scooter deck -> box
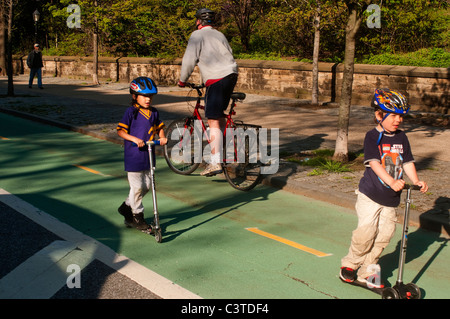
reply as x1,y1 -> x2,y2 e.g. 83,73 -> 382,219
125,223 -> 162,242
342,279 -> 385,295
125,222 -> 153,234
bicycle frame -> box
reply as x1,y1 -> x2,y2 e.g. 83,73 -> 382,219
188,84 -> 240,149
164,83 -> 263,191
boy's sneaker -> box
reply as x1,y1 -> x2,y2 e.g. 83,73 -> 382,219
357,275 -> 385,289
131,213 -> 151,231
200,163 -> 223,176
339,267 -> 357,283
358,264 -> 384,289
118,202 -> 133,225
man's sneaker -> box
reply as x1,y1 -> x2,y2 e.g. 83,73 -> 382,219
357,275 -> 385,289
200,163 -> 223,176
340,267 -> 357,283
118,202 -> 133,225
131,213 -> 151,231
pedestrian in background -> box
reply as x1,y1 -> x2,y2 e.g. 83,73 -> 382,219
27,43 -> 44,89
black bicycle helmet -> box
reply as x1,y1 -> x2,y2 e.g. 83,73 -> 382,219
130,77 -> 158,96
195,8 -> 216,26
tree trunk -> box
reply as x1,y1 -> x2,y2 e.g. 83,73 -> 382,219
6,0 -> 13,96
311,4 -> 321,105
93,32 -> 99,85
92,0 -> 99,85
0,2 -> 6,77
333,4 -> 363,162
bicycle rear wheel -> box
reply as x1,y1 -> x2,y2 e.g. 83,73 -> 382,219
164,118 -> 201,175
224,162 -> 262,191
223,126 -> 262,191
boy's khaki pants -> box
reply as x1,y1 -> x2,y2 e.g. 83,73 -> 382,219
341,190 -> 397,279
125,171 -> 151,215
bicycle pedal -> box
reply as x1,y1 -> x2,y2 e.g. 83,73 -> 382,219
204,172 -> 219,177
200,167 -> 223,177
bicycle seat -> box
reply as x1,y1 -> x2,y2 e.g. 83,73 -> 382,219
231,92 -> 246,101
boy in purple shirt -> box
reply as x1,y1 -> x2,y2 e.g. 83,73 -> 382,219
117,77 -> 167,231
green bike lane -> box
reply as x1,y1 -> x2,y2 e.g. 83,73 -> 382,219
0,112 -> 448,299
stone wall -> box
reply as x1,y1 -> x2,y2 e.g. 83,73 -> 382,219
14,55 -> 449,113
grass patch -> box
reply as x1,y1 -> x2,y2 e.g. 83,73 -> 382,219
282,149 -> 364,175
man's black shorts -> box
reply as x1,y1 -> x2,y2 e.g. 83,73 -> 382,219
205,73 -> 238,119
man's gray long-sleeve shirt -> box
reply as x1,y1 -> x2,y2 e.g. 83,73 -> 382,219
180,26 -> 238,83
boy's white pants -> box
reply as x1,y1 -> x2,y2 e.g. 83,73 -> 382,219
341,190 -> 398,279
125,171 -> 151,215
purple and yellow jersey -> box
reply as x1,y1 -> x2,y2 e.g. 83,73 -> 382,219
117,104 -> 165,172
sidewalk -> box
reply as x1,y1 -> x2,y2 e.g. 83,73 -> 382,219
1,75 -> 448,237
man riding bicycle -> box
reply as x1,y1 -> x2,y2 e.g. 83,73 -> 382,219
178,8 -> 238,176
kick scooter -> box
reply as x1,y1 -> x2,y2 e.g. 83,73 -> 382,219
381,184 -> 422,299
146,140 -> 163,243
122,140 -> 162,242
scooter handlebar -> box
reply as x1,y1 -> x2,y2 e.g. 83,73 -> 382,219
405,184 -> 422,190
147,140 -> 160,146
131,140 -> 160,147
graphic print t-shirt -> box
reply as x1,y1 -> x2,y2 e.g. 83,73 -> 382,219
358,128 -> 414,207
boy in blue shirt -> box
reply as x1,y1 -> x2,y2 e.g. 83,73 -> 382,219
116,77 -> 167,231
340,89 -> 428,289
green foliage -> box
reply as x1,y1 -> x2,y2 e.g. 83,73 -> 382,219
357,0 -> 449,59
9,0 -> 450,67
361,48 -> 450,68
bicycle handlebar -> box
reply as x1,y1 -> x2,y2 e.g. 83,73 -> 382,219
186,83 -> 205,89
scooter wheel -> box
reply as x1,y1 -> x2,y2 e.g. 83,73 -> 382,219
154,228 -> 162,243
382,287 -> 400,299
405,283 -> 421,299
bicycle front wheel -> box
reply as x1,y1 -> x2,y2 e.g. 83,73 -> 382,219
223,127 -> 262,191
164,118 -> 201,175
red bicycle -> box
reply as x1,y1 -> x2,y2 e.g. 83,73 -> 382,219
163,83 -> 263,191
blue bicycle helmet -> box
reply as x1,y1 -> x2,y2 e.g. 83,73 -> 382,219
130,77 -> 158,96
371,88 -> 410,115
371,88 -> 410,145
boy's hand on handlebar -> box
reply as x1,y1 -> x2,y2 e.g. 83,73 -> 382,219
389,179 -> 405,192
415,181 -> 428,193
133,138 -> 145,148
158,137 -> 167,146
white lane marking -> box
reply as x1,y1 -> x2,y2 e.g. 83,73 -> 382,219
0,240 -> 93,299
0,189 -> 201,299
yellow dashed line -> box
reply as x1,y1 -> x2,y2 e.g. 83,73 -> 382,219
73,164 -> 107,176
246,227 -> 332,257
